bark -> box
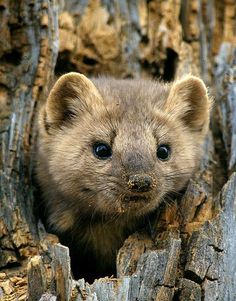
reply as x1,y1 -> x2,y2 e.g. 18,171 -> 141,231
0,1 -> 236,301
0,0 -> 59,299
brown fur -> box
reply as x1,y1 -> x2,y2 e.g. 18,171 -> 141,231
36,73 -> 212,275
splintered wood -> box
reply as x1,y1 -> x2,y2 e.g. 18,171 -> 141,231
0,0 -> 236,301
0,272 -> 27,301
0,0 -> 59,300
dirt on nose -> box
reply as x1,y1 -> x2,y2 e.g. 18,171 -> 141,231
127,174 -> 153,192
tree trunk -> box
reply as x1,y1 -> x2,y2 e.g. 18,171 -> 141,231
0,0 -> 60,299
0,1 -> 236,300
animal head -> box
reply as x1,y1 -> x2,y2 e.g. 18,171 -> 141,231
38,72 -> 211,232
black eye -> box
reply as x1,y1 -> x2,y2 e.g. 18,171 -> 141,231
93,142 -> 112,160
156,144 -> 171,161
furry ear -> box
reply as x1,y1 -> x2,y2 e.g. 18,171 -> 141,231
44,72 -> 102,130
165,75 -> 212,133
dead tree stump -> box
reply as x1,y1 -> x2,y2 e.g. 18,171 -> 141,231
0,1 -> 236,300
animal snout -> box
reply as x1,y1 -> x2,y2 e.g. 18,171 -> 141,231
127,174 -> 153,192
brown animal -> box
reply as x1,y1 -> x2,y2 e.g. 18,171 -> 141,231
36,73 -> 212,279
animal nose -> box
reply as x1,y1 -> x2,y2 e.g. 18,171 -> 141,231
127,174 -> 152,192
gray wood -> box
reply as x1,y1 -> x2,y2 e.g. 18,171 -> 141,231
0,0 -> 60,300
51,244 -> 72,301
0,1 -> 236,300
215,45 -> 236,173
27,256 -> 47,301
39,293 -> 57,301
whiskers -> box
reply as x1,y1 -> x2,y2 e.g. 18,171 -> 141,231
164,168 -> 193,181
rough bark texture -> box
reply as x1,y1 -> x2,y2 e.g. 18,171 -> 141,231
0,0 -> 60,299
0,0 -> 236,300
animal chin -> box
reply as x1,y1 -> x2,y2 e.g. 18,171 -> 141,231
117,195 -> 151,213
123,195 -> 148,203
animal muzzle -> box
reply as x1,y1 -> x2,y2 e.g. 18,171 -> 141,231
127,174 -> 153,193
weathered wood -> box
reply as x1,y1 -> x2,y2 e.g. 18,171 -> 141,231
39,293 -> 57,301
56,0 -> 198,79
215,45 -> 236,174
57,0 -> 236,82
183,172 -> 236,300
0,0 -> 60,299
0,1 -> 236,300
27,256 -> 47,301
51,244 -> 72,301
178,278 -> 201,301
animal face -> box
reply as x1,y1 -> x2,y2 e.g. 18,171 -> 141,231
37,73 -> 211,233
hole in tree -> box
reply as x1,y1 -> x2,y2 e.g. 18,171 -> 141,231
1,261 -> 21,270
162,48 -> 178,82
67,243 -> 116,283
56,213 -> 155,283
184,269 -> 203,284
140,35 -> 149,44
0,5 -> 6,12
1,50 -> 22,66
55,51 -> 77,76
124,74 -> 134,79
34,187 -> 117,283
141,59 -> 161,78
82,56 -> 98,66
49,215 -> 118,283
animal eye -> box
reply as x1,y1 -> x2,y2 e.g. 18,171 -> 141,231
156,144 -> 171,161
93,142 -> 112,160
